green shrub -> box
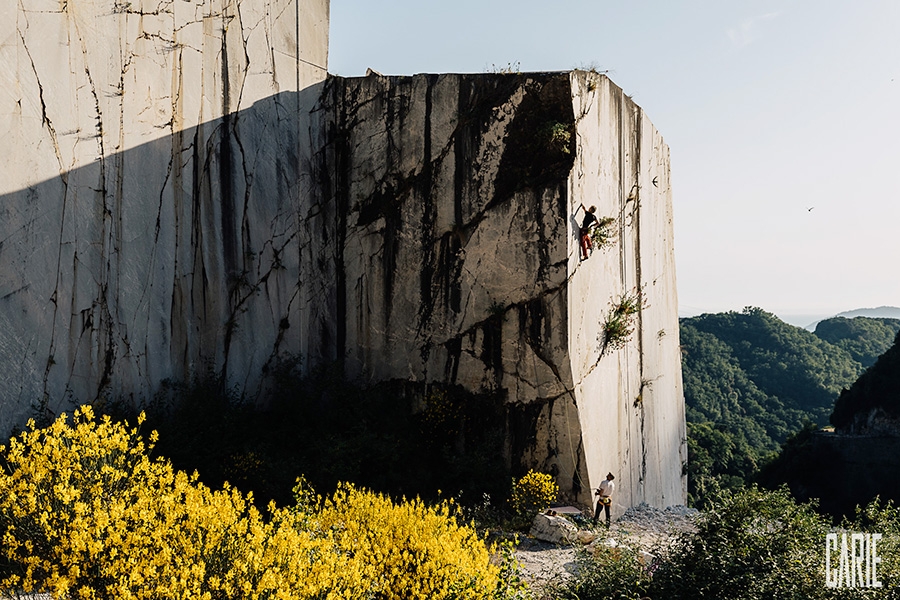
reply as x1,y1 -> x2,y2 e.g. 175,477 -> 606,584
601,291 -> 646,354
589,216 -> 617,250
649,485 -> 830,600
557,544 -> 651,600
846,497 -> 900,593
540,121 -> 573,155
553,486 -> 900,600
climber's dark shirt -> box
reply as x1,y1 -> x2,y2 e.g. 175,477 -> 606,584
581,212 -> 597,231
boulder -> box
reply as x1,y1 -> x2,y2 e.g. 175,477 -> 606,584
530,513 -> 578,544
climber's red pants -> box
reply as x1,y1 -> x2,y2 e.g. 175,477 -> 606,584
580,229 -> 592,260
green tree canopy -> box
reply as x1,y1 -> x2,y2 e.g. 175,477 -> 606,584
814,316 -> 900,367
831,330 -> 900,430
686,307 -> 861,419
680,307 -> 871,503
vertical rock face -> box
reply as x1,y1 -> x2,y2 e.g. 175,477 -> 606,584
303,71 -> 687,508
0,0 -> 328,429
0,1 -> 684,512
567,72 -> 686,510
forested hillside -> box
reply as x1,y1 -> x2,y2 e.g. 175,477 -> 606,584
758,330 -> 900,517
681,307 -> 900,503
831,330 -> 900,431
814,316 -> 900,367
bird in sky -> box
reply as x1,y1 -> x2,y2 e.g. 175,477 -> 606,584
807,206 -> 815,212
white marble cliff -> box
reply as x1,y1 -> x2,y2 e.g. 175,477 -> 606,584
0,0 -> 328,424
302,72 -> 686,508
0,0 -> 685,511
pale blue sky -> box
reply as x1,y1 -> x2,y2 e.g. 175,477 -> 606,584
329,1 -> 900,325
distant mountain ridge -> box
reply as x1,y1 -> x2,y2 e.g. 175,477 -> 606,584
814,316 -> 900,367
836,306 -> 900,319
805,306 -> 900,330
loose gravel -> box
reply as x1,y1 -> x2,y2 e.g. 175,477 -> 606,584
514,503 -> 699,595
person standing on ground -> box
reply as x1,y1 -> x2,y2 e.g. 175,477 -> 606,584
593,472 -> 615,527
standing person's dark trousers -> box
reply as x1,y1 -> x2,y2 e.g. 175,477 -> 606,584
593,498 -> 610,527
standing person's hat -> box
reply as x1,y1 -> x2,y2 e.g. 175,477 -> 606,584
607,472 -> 615,479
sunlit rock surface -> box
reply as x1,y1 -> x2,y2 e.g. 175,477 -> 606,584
0,1 -> 684,511
0,0 -> 328,426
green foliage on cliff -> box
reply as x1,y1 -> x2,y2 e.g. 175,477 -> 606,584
680,307 -> 894,503
814,316 -> 900,368
601,291 -> 645,354
831,330 -> 900,430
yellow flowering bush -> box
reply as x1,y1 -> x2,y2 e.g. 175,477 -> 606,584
510,470 -> 558,517
0,406 -> 337,599
0,407 -> 524,600
315,484 -> 505,599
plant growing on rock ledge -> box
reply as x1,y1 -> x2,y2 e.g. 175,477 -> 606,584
601,290 -> 647,355
540,121 -> 574,155
488,61 -> 521,74
589,216 -> 617,251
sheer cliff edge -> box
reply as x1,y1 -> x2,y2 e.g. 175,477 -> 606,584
302,72 -> 687,509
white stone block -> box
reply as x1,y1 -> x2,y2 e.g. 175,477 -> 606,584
530,513 -> 579,544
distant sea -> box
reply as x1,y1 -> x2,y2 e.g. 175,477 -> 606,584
775,313 -> 834,330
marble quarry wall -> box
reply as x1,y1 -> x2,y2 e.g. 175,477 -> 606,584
567,72 -> 686,510
303,71 -> 687,509
0,0 -> 328,430
0,0 -> 684,511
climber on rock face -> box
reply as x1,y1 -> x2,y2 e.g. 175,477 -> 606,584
593,472 -> 615,527
577,204 -> 598,261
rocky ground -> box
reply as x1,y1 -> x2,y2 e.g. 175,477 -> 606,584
513,503 -> 699,596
